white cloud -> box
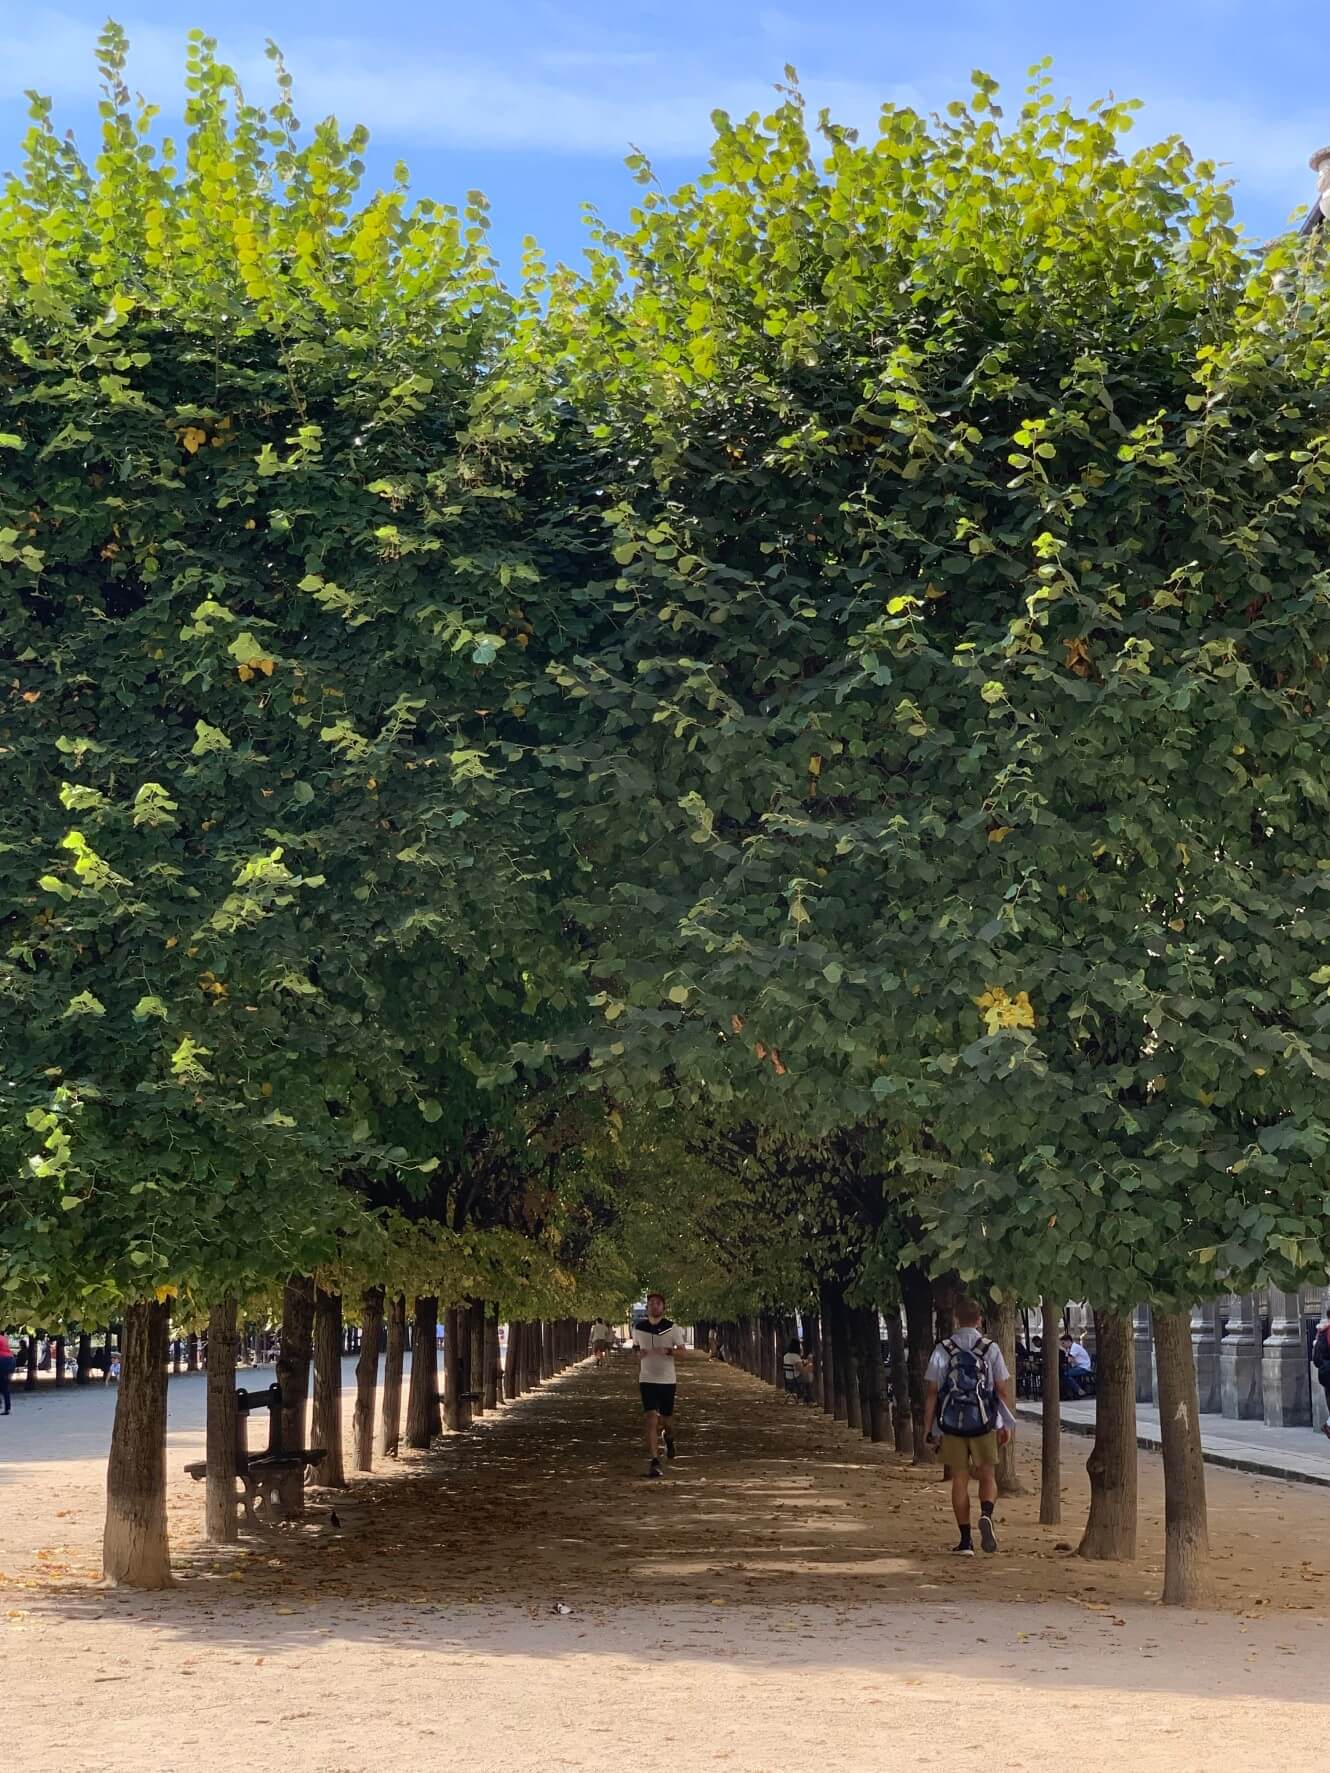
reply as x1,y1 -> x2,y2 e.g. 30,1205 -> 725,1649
0,5 -> 911,158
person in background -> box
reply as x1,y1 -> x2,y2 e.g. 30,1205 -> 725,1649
782,1338 -> 804,1400
0,1331 -> 14,1416
1060,1331 -> 1093,1399
798,1345 -> 816,1405
588,1318 -> 614,1365
1313,1315 -> 1330,1438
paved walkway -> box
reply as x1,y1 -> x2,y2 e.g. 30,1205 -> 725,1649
1018,1396 -> 1330,1485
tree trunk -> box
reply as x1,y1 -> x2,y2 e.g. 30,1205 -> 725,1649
901,1263 -> 935,1464
1040,1293 -> 1061,1525
504,1320 -> 521,1400
861,1308 -> 886,1443
1078,1308 -> 1137,1561
312,1287 -> 347,1489
25,1334 -> 38,1391
353,1285 -> 384,1474
988,1298 -> 1024,1497
484,1305 -> 501,1410
54,1334 -> 66,1386
838,1296 -> 863,1432
205,1295 -> 239,1544
468,1300 -> 486,1417
75,1330 -> 94,1385
276,1276 -> 314,1518
886,1305 -> 912,1455
102,1299 -> 172,1588
1152,1307 -> 1214,1606
379,1292 -> 406,1458
186,1332 -> 199,1374
405,1296 -> 440,1449
541,1320 -> 554,1381
932,1271 -> 960,1342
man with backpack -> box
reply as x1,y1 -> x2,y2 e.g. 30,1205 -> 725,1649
922,1296 -> 1015,1555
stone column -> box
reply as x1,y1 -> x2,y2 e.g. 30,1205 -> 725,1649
1133,1304 -> 1153,1403
1190,1300 -> 1222,1413
1220,1291 -> 1263,1420
1262,1290 -> 1310,1427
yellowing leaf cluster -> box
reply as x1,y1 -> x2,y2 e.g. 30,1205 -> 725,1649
975,985 -> 1036,1033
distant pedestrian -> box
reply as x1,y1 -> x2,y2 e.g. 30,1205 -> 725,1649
589,1318 -> 613,1365
922,1296 -> 1016,1555
782,1338 -> 804,1400
0,1332 -> 14,1415
1314,1317 -> 1330,1438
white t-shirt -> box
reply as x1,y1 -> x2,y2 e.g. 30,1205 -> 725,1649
926,1326 -> 1013,1429
783,1351 -> 803,1379
1067,1341 -> 1091,1371
589,1323 -> 612,1345
633,1319 -> 688,1383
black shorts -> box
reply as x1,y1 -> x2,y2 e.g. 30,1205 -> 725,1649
640,1382 -> 676,1417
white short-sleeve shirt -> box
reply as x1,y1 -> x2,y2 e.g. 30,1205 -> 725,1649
633,1319 -> 688,1383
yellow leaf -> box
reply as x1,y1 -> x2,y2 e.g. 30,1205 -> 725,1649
236,664 -> 253,682
260,1082 -> 273,1098
154,1285 -> 175,1303
987,825 -> 1012,844
179,426 -> 207,455
808,755 -> 822,778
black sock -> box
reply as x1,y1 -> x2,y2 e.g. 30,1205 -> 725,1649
957,1524 -> 973,1547
981,1500 -> 995,1518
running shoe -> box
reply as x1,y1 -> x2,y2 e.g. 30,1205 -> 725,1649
645,1458 -> 663,1479
950,1540 -> 975,1556
663,1430 -> 676,1460
979,1515 -> 999,1554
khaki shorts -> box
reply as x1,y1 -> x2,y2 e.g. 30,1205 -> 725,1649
940,1431 -> 998,1472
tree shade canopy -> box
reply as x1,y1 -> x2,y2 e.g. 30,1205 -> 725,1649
2,30 -> 1330,1386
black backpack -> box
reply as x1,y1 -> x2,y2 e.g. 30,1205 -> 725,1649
937,1336 -> 997,1437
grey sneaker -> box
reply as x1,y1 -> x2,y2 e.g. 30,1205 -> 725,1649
979,1516 -> 998,1554
646,1458 -> 663,1479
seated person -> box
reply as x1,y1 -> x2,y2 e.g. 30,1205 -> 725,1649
1060,1331 -> 1093,1397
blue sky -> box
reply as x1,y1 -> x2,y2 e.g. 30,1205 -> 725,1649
2,2 -> 1324,272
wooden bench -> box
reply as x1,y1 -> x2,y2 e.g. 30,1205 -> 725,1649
185,1383 -> 325,1529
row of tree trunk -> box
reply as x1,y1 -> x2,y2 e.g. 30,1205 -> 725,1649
706,1282 -> 1212,1606
102,1285 -> 593,1590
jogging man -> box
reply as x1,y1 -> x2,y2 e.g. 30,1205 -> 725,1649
589,1318 -> 613,1365
632,1292 -> 691,1478
921,1296 -> 1015,1555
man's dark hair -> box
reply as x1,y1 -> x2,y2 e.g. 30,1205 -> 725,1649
954,1295 -> 982,1327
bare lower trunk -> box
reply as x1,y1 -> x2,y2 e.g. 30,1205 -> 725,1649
932,1271 -> 960,1342
353,1285 -> 384,1473
468,1300 -> 486,1418
840,1297 -> 863,1433
503,1320 -> 521,1401
886,1306 -> 912,1455
1078,1308 -> 1137,1561
312,1287 -> 347,1488
405,1296 -> 440,1448
186,1333 -> 199,1374
379,1293 -> 406,1458
442,1304 -> 463,1430
205,1295 -> 239,1544
901,1264 -> 935,1464
1152,1308 -> 1214,1606
988,1298 -> 1024,1496
102,1299 -> 172,1588
484,1305 -> 501,1410
276,1276 -> 314,1518
1040,1293 -> 1061,1525
76,1330 -> 94,1385
859,1307 -> 885,1442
